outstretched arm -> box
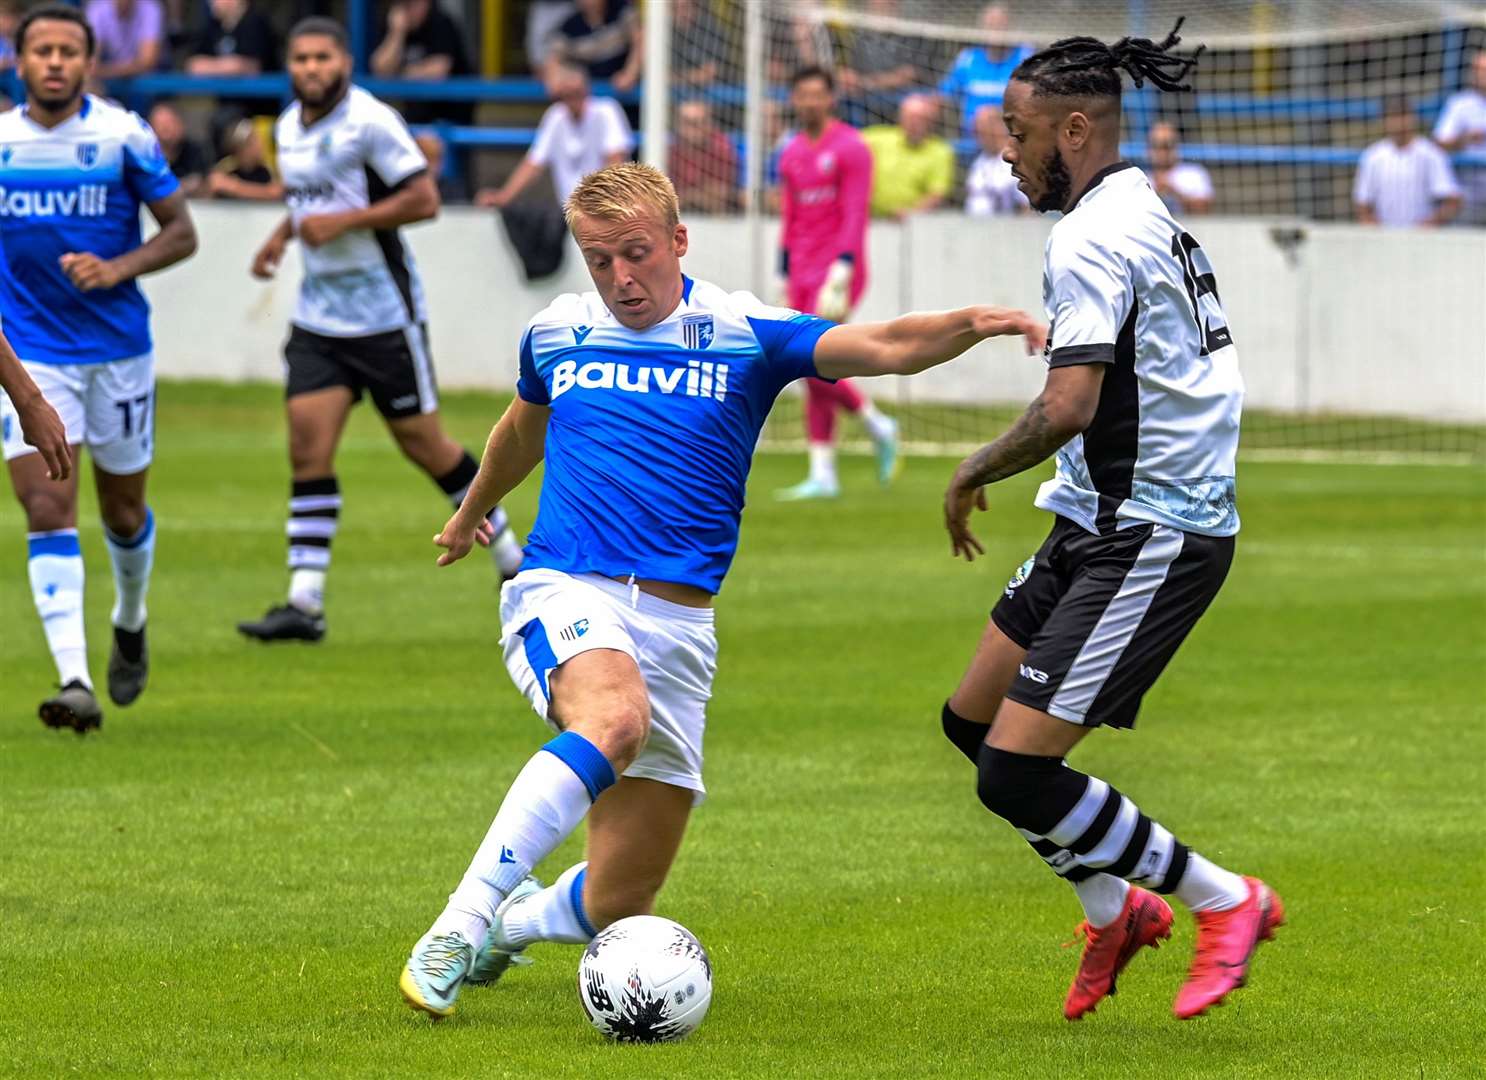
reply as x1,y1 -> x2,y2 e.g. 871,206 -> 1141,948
813,306 -> 1046,379
434,396 -> 549,566
944,363 -> 1105,561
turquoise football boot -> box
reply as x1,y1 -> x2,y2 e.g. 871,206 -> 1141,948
399,930 -> 477,1019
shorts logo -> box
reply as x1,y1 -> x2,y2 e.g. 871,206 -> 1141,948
681,313 -> 714,350
389,394 -> 419,410
558,619 -> 589,642
1004,556 -> 1034,598
1,413 -> 9,441
1018,664 -> 1049,685
76,143 -> 99,168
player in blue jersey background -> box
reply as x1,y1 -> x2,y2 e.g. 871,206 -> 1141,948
397,161 -> 1047,1018
0,4 -> 198,733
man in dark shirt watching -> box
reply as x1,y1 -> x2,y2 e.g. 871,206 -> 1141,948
370,0 -> 473,124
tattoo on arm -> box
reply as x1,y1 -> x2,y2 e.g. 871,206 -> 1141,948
959,396 -> 1068,487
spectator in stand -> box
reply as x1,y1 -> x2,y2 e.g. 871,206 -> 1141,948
938,3 -> 1035,134
475,61 -> 633,209
85,0 -> 165,79
1355,96 -> 1462,228
370,0 -> 474,124
862,93 -> 953,219
672,0 -> 729,88
669,98 -> 737,214
767,14 -> 818,85
0,1 -> 19,73
1147,121 -> 1213,216
546,0 -> 642,95
839,0 -> 919,102
546,0 -> 638,93
148,101 -> 208,197
526,1 -> 575,71
1434,51 -> 1486,225
205,116 -> 281,201
964,104 -> 1027,216
186,0 -> 276,75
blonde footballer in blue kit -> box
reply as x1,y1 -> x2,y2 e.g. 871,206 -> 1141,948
398,162 -> 1047,1019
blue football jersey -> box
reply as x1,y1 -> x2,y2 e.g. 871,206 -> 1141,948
0,96 -> 179,364
518,276 -> 834,594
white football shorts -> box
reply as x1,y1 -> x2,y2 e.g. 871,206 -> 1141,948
0,355 -> 155,474
500,568 -> 718,804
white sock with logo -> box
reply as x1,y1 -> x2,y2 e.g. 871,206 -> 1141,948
807,443 -> 837,488
500,861 -> 596,948
28,530 -> 90,689
430,733 -> 615,945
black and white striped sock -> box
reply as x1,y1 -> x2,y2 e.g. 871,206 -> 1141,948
977,746 -> 1247,911
286,476 -> 340,614
436,451 -> 522,577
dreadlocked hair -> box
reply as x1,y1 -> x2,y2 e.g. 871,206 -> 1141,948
1011,17 -> 1205,100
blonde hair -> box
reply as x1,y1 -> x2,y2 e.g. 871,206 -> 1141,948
564,162 -> 681,232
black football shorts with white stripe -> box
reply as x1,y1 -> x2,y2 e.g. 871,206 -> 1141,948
993,516 -> 1232,729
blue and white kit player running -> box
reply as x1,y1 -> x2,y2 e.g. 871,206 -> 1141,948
0,5 -> 197,732
398,162 -> 1045,1018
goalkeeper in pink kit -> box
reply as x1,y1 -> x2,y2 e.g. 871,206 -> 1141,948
775,66 -> 899,500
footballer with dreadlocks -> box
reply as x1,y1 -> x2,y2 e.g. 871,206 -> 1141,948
937,20 -> 1285,1022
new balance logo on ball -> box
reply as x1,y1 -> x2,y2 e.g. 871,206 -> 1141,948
549,358 -> 730,403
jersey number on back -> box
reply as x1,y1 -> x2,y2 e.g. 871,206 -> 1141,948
1171,231 -> 1233,356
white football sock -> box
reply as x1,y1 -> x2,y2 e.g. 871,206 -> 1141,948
858,404 -> 896,445
807,443 -> 837,487
1174,853 -> 1249,913
1072,874 -> 1131,928
104,509 -> 154,632
501,861 -> 596,948
28,530 -> 90,689
288,569 -> 327,615
432,733 -> 615,944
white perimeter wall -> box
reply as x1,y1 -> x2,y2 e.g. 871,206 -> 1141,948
147,205 -> 1486,422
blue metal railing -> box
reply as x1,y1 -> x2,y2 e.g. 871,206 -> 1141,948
38,73 -> 1479,188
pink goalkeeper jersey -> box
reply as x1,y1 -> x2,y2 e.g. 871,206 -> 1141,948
778,119 -> 871,297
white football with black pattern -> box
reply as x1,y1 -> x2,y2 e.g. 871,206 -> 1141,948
577,915 -> 712,1043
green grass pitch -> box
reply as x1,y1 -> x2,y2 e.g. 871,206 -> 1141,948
2,382 -> 1483,1078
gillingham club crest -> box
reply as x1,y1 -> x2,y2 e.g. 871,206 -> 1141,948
76,142 -> 99,168
682,313 -> 714,350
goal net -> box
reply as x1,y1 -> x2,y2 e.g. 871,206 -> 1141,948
658,1 -> 1486,462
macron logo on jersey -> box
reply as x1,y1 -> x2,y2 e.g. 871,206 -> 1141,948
0,185 -> 109,218
550,357 -> 731,403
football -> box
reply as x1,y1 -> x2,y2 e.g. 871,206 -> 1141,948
577,916 -> 713,1043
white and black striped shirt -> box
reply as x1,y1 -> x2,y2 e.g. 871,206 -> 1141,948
1352,135 -> 1461,228
276,86 -> 429,337
1038,163 -> 1243,538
